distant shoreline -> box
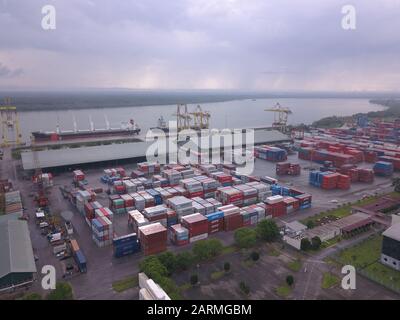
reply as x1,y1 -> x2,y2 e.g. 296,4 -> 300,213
0,91 -> 391,112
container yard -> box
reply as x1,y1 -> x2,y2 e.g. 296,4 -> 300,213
3,102 -> 400,302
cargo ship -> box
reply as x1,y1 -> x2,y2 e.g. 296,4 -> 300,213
31,118 -> 141,143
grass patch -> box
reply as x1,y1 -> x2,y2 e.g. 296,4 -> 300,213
222,245 -> 237,255
276,285 -> 292,298
241,259 -> 256,268
321,236 -> 342,249
321,272 -> 340,289
210,270 -> 225,281
336,235 -> 382,269
179,283 -> 191,291
363,262 -> 400,290
287,259 -> 302,272
112,275 -> 138,293
267,247 -> 281,257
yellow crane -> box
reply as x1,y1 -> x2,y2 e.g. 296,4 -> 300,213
0,98 -> 22,147
265,102 -> 292,132
189,105 -> 210,130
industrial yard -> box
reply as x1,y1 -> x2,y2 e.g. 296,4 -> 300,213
2,112 -> 400,301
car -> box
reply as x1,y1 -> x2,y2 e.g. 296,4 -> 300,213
34,255 -> 39,262
330,199 -> 338,204
66,263 -> 74,271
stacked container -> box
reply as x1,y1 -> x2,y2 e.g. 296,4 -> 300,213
180,178 -> 204,198
92,216 -> 113,247
143,205 -> 168,225
167,196 -> 194,218
219,205 -> 243,231
146,189 -> 163,205
373,161 -> 394,176
113,233 -> 141,258
181,213 -> 209,242
265,195 -> 286,217
4,191 -> 23,215
205,211 -> 224,234
163,169 -> 182,186
240,206 -> 259,226
245,182 -> 271,201
128,210 -> 149,233
73,170 -> 85,183
138,223 -> 167,256
170,224 -> 189,246
130,193 -> 146,211
217,186 -> 243,206
233,184 -> 258,206
84,201 -> 103,220
255,145 -> 287,162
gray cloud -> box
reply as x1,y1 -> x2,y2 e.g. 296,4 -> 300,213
0,63 -> 23,78
0,0 -> 400,91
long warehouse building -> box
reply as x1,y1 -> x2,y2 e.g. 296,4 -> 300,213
21,128 -> 290,170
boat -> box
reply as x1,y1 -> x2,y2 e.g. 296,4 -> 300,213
31,118 -> 141,143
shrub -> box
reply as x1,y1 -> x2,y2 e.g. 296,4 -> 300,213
224,262 -> 231,272
286,275 -> 294,287
190,274 -> 199,286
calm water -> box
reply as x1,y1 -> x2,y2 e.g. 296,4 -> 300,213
18,98 -> 383,141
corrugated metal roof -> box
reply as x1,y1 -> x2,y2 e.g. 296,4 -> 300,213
22,129 -> 291,169
0,220 -> 37,278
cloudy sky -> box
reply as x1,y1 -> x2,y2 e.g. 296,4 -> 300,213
1,0 -> 400,92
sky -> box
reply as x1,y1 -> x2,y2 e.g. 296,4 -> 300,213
1,0 -> 400,92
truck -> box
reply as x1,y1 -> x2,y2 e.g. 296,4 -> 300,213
70,239 -> 87,273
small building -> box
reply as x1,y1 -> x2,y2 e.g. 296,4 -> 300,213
0,217 -> 37,291
381,222 -> 400,271
331,212 -> 374,238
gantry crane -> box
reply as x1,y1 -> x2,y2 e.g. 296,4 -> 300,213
173,104 -> 211,131
265,102 -> 292,133
189,105 -> 210,130
0,98 -> 22,147
173,104 -> 192,131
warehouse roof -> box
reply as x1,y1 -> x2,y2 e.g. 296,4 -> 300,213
0,219 -> 37,279
383,223 -> 400,242
285,221 -> 307,233
331,212 -> 372,231
21,128 -> 291,169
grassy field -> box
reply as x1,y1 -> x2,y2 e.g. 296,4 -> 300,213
334,234 -> 400,292
210,270 -> 225,281
302,195 -> 385,227
336,235 -> 382,269
112,275 -> 138,293
321,272 -> 340,289
276,285 -> 292,298
287,259 -> 302,272
363,262 -> 400,290
321,236 -> 342,249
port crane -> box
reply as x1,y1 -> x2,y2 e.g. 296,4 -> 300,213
173,104 -> 192,131
265,102 -> 292,133
0,98 -> 22,147
173,104 -> 211,131
189,105 -> 211,130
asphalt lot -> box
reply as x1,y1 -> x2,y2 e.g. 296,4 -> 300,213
2,149 -> 400,299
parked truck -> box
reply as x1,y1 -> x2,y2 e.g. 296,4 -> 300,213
70,239 -> 87,273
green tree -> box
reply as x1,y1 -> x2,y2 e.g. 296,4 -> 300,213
192,239 -> 223,261
157,251 -> 177,275
224,262 -> 231,272
239,281 -> 250,295
286,275 -> 294,287
23,292 -> 42,300
234,228 -> 258,248
46,282 -> 73,300
306,220 -> 315,229
250,251 -> 260,261
392,177 -> 400,192
175,251 -> 194,271
300,238 -> 312,251
190,274 -> 199,286
256,220 -> 280,242
311,236 -> 322,250
139,256 -> 168,282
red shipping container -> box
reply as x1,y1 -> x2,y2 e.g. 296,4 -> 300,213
181,213 -> 209,237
